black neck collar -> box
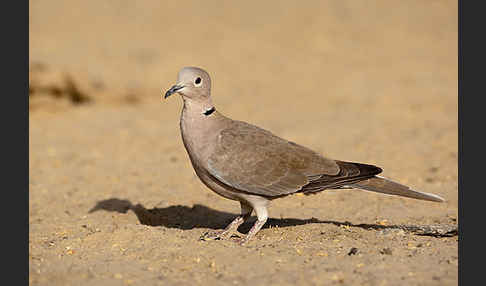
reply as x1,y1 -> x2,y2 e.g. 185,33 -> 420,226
203,107 -> 216,116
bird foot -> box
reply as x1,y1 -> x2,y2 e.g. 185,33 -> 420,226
232,218 -> 267,245
200,215 -> 248,242
200,229 -> 234,241
201,230 -> 256,245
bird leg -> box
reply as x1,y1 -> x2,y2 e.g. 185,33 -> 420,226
200,202 -> 252,241
234,203 -> 268,245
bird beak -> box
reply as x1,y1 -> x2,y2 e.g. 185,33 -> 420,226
164,84 -> 184,99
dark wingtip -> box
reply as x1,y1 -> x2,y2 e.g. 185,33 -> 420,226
336,161 -> 383,177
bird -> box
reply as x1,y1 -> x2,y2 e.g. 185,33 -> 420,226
163,66 -> 444,245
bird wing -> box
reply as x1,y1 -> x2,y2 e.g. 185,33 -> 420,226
207,120 -> 382,197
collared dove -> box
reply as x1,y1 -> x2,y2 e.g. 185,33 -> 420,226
164,67 -> 444,245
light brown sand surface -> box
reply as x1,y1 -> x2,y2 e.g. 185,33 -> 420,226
29,1 -> 458,285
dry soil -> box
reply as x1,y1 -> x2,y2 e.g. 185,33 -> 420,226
29,1 -> 458,285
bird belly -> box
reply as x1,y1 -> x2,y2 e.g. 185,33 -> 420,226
192,166 -> 241,201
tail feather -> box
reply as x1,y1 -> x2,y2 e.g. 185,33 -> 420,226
350,176 -> 445,202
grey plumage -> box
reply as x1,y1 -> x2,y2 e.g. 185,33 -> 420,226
351,176 -> 444,202
163,66 -> 444,244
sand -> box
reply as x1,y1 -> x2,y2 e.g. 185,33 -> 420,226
29,1 -> 458,285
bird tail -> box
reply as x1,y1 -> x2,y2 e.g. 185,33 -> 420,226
349,176 -> 445,202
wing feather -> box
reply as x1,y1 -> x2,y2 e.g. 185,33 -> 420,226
207,121 -> 382,197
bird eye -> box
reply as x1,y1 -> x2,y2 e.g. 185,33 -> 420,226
195,77 -> 202,86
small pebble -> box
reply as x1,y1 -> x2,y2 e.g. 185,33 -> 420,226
348,247 -> 359,256
380,248 -> 393,255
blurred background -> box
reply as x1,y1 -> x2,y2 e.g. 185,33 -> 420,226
29,1 -> 458,285
29,0 -> 456,114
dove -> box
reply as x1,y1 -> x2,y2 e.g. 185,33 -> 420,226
163,66 -> 444,245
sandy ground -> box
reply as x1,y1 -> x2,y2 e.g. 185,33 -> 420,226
29,1 -> 458,285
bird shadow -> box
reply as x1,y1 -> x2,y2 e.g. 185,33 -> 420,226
88,198 -> 457,237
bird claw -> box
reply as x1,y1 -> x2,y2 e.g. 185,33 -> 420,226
200,230 -> 251,245
200,230 -> 231,241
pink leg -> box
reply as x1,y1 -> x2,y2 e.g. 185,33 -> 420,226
200,202 -> 253,241
235,203 -> 269,245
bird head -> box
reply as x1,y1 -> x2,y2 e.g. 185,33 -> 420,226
164,67 -> 212,101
